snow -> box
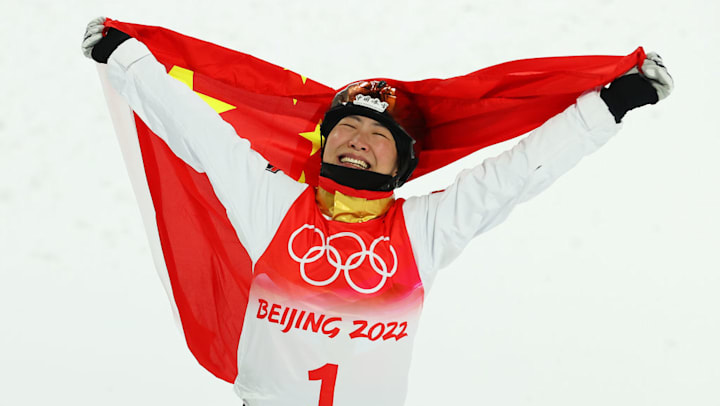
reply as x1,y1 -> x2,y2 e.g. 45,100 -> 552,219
1,0 -> 718,405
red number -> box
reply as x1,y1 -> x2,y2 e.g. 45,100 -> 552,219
382,322 -> 398,340
348,320 -> 368,339
308,363 -> 339,406
395,321 -> 408,340
367,322 -> 385,341
350,320 -> 408,341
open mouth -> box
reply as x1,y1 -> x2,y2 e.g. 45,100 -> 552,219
339,156 -> 369,170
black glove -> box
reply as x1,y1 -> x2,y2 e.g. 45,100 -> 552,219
600,74 -> 658,123
91,28 -> 131,63
81,17 -> 131,64
600,52 -> 673,123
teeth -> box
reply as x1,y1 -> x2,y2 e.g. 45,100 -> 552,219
340,157 -> 369,169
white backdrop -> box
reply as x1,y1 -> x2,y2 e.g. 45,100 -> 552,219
1,0 -> 718,405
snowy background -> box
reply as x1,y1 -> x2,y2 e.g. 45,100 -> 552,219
1,0 -> 719,405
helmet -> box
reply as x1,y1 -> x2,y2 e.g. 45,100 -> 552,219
319,80 -> 421,191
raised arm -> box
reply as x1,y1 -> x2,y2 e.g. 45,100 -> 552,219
84,19 -> 307,261
403,55 -> 673,283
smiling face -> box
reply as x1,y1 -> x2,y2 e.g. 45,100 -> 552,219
322,115 -> 399,176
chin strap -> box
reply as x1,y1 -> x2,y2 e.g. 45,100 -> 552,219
320,163 -> 398,191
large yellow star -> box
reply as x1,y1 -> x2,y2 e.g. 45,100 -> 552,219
168,66 -> 236,114
299,122 -> 323,156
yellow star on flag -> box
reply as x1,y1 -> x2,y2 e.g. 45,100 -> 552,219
299,122 -> 323,156
283,68 -> 308,85
168,66 -> 236,114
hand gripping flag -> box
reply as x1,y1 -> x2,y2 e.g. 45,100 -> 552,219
99,19 -> 646,383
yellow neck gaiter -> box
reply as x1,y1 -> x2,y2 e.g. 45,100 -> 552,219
315,186 -> 395,223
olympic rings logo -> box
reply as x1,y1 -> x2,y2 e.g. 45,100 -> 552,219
287,224 -> 398,294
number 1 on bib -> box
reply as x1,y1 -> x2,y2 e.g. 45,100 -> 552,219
308,363 -> 339,406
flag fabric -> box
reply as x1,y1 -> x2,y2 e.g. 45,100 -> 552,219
101,18 -> 645,383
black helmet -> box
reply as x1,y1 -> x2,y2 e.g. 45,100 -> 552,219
319,81 -> 421,191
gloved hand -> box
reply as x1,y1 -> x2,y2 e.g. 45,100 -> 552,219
81,16 -> 106,58
639,52 -> 673,101
81,16 -> 131,64
600,52 -> 673,123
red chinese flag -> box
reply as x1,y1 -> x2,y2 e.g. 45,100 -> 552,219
102,19 -> 645,383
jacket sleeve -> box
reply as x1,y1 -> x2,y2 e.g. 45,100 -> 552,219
105,39 -> 307,262
402,90 -> 621,286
